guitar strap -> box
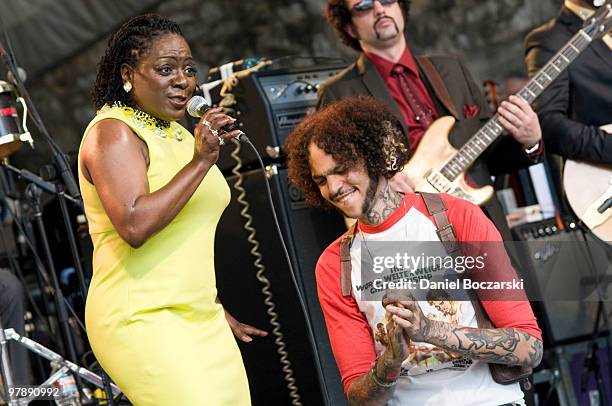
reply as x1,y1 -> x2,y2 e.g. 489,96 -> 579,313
338,192 -> 532,385
416,56 -> 460,119
420,192 -> 532,386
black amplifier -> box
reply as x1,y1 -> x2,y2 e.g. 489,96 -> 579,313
209,64 -> 346,173
511,218 -> 611,346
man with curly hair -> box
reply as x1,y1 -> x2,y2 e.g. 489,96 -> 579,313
285,96 -> 542,405
319,0 -> 544,241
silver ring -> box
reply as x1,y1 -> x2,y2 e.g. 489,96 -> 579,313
203,120 -> 219,137
218,136 -> 225,146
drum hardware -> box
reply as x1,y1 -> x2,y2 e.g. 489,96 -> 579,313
0,38 -> 115,404
0,322 -> 121,405
0,81 -> 34,161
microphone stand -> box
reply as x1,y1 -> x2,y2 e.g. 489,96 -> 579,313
0,316 -> 16,405
1,37 -> 118,404
2,163 -> 87,301
581,302 -> 609,406
576,221 -> 612,406
25,182 -> 83,388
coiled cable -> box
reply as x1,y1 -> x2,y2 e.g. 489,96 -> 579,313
229,139 -> 302,406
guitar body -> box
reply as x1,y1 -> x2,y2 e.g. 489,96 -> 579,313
402,116 -> 494,205
563,124 -> 612,243
400,3 -> 611,207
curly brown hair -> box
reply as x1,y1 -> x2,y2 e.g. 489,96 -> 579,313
324,0 -> 411,52
285,96 -> 408,208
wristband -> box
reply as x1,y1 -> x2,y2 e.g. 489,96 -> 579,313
369,367 -> 398,388
524,142 -> 540,154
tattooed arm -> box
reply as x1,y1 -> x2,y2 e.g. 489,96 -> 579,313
347,318 -> 409,406
385,299 -> 543,368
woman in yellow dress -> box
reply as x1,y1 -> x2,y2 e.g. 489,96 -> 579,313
78,14 -> 265,405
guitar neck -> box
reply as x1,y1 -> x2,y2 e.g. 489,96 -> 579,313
440,27 -> 596,180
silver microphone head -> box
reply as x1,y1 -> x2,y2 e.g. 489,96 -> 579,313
186,95 -> 209,118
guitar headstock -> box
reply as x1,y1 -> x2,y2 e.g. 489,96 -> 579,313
582,0 -> 612,39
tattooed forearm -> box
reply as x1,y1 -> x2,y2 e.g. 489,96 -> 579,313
423,320 -> 543,368
528,337 -> 543,367
347,354 -> 401,406
347,319 -> 408,406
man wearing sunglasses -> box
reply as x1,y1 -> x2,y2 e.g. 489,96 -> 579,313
319,0 -> 544,244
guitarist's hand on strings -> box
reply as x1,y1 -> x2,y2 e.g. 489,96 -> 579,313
497,95 -> 542,150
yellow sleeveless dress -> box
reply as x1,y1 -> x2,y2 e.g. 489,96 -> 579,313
78,105 -> 250,406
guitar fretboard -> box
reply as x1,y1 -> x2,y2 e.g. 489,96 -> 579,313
440,27 -> 595,181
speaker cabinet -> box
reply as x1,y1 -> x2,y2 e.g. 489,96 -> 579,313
512,219 -> 611,346
215,165 -> 347,406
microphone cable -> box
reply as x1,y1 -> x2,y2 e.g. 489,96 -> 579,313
231,134 -> 331,406
228,139 -> 302,406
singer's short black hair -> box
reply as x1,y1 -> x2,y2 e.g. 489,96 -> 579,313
325,0 -> 411,52
91,14 -> 183,110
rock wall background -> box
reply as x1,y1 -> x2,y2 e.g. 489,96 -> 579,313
11,0 -> 561,171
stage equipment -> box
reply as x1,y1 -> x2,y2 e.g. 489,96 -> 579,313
515,215 -> 612,405
400,3 -> 612,206
0,81 -> 33,159
511,218 -> 611,346
215,164 -> 347,406
0,321 -> 120,405
204,63 -> 345,173
200,61 -> 349,405
0,37 -> 118,403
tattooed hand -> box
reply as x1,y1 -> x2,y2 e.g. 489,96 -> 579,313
382,291 -> 543,368
383,291 -> 431,343
383,311 -> 411,367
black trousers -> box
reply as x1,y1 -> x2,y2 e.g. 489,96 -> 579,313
0,270 -> 32,385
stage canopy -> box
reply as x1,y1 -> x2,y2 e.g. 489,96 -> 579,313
1,0 -> 164,79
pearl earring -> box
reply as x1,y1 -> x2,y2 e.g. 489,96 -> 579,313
123,81 -> 132,93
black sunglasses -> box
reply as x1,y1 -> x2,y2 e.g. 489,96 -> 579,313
351,0 -> 399,15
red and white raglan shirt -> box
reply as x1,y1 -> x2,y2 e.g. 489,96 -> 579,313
316,193 -> 541,406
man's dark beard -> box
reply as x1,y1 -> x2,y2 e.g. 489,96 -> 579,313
361,176 -> 379,218
374,16 -> 400,39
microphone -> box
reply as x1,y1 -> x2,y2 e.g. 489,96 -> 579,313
186,96 -> 247,142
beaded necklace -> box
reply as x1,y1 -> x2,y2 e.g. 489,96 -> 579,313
104,101 -> 183,141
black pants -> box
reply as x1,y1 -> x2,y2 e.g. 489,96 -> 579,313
0,270 -> 32,385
